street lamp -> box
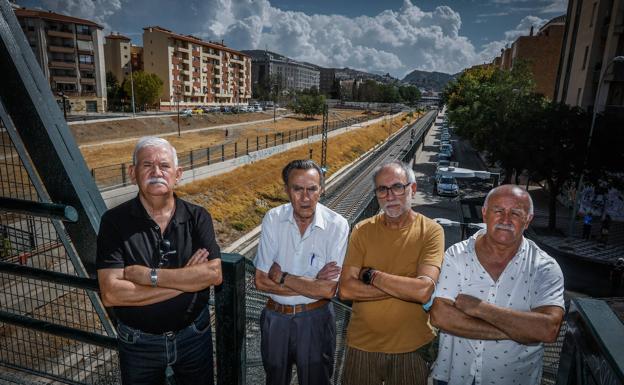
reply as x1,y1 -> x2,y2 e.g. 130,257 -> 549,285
129,58 -> 136,117
568,55 -> 624,235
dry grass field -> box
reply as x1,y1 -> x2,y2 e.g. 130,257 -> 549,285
176,112 -> 419,245
80,109 -> 377,170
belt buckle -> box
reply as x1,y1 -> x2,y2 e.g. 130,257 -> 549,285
290,304 -> 298,315
164,331 -> 175,339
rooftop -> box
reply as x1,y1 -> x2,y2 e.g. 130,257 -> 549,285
13,7 -> 102,29
143,25 -> 249,58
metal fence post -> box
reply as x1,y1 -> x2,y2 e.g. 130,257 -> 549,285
246,138 -> 249,155
256,136 -> 259,150
265,134 -> 268,148
207,147 -> 211,165
234,142 -> 237,158
189,150 -> 194,169
221,144 -> 225,161
215,253 -> 246,385
121,163 -> 126,186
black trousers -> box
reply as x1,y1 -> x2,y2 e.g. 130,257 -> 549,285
260,303 -> 336,385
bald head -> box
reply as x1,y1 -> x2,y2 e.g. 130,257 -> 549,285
483,185 -> 534,215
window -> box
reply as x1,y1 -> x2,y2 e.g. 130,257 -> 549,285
582,46 -> 589,70
590,2 -> 597,27
79,54 -> 93,64
76,25 -> 90,35
124,55 -> 128,58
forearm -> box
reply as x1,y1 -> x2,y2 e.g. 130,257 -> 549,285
282,274 -> 337,299
431,300 -> 510,340
338,277 -> 390,301
101,279 -> 182,307
373,272 -> 434,303
125,260 -> 222,292
255,272 -> 299,296
471,303 -> 561,344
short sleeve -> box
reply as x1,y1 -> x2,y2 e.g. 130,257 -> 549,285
531,256 -> 565,310
96,211 -> 125,270
326,217 -> 350,281
254,213 -> 277,273
420,222 -> 445,268
342,223 -> 365,268
434,248 -> 463,302
194,207 -> 221,261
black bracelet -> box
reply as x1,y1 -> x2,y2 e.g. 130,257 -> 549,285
279,272 -> 289,286
361,267 -> 375,285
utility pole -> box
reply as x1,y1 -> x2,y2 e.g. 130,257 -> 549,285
321,103 -> 328,192
129,58 -> 136,117
176,89 -> 181,137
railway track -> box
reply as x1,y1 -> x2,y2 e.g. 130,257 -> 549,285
227,110 -> 437,258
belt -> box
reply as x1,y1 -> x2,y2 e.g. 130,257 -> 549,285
266,298 -> 329,315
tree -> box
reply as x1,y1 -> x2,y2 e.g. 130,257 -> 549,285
292,88 -> 325,119
398,85 -> 421,105
122,71 -> 163,110
106,71 -> 126,111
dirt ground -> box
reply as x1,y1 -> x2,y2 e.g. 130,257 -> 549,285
79,109 -> 379,169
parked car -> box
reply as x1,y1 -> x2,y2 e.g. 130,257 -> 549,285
192,107 -> 204,115
181,109 -> 193,117
220,106 -> 231,113
440,143 -> 453,155
437,176 -> 460,196
441,133 -> 451,140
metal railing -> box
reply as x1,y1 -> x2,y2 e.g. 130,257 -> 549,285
91,115 -> 379,191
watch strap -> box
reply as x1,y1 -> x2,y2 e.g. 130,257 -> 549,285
150,268 -> 158,287
279,272 -> 289,286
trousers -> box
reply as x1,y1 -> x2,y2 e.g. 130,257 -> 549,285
117,305 -> 214,385
260,302 -> 336,385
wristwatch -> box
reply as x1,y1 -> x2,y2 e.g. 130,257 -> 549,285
279,272 -> 289,286
150,268 -> 158,287
361,267 -> 375,285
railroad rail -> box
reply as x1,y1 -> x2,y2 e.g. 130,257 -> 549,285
228,110 -> 437,258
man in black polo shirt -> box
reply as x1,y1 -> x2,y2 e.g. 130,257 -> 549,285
96,136 -> 222,385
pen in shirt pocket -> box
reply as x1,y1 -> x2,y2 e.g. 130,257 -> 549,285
310,253 -> 316,265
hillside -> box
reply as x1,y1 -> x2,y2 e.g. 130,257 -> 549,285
401,69 -> 456,91
334,67 -> 399,84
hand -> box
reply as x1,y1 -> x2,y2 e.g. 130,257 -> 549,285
455,294 -> 483,317
268,262 -> 283,284
316,262 -> 341,280
123,264 -> 150,285
186,248 -> 209,266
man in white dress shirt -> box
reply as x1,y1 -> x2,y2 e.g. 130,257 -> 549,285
430,184 -> 565,385
254,159 -> 350,385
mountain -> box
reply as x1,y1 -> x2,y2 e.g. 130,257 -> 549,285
334,67 -> 399,84
401,70 -> 456,91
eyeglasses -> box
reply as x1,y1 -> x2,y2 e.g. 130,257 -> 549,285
375,183 -> 411,198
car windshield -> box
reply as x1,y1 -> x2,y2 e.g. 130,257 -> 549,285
440,177 -> 454,184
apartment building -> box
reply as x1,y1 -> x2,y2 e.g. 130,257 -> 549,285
244,50 -> 320,93
142,26 -> 251,108
14,7 -> 107,113
554,0 -> 624,118
493,16 -> 566,99
104,33 -> 144,84
319,67 -> 336,97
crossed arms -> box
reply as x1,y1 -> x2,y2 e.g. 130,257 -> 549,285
338,264 -> 439,303
255,261 -> 341,299
98,248 -> 222,307
430,295 -> 564,344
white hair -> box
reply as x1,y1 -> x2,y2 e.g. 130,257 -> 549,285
372,160 -> 416,186
132,136 -> 178,167
483,184 -> 534,215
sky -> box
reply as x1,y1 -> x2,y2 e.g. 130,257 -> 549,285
16,0 -> 568,78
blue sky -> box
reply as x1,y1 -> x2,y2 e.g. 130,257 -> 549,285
16,0 -> 568,78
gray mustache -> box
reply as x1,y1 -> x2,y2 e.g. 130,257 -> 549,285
147,177 -> 168,186
494,224 -> 515,231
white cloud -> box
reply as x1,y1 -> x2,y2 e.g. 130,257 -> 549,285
540,0 -> 568,14
186,0 -> 478,77
38,0 -> 122,29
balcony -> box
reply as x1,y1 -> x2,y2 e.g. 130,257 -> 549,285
79,63 -> 94,70
172,56 -> 182,65
49,45 -> 74,53
76,33 -> 91,41
52,76 -> 77,83
80,78 -> 96,85
192,71 -> 200,78
49,61 -> 76,69
192,50 -> 200,57
47,30 -> 73,39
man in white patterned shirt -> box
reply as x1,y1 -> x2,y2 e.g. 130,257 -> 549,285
430,184 -> 565,385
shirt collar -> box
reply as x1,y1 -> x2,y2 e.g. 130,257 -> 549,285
280,203 -> 326,230
129,193 -> 191,224
468,228 -> 528,256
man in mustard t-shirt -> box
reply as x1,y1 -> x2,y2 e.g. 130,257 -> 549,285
339,160 -> 444,385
